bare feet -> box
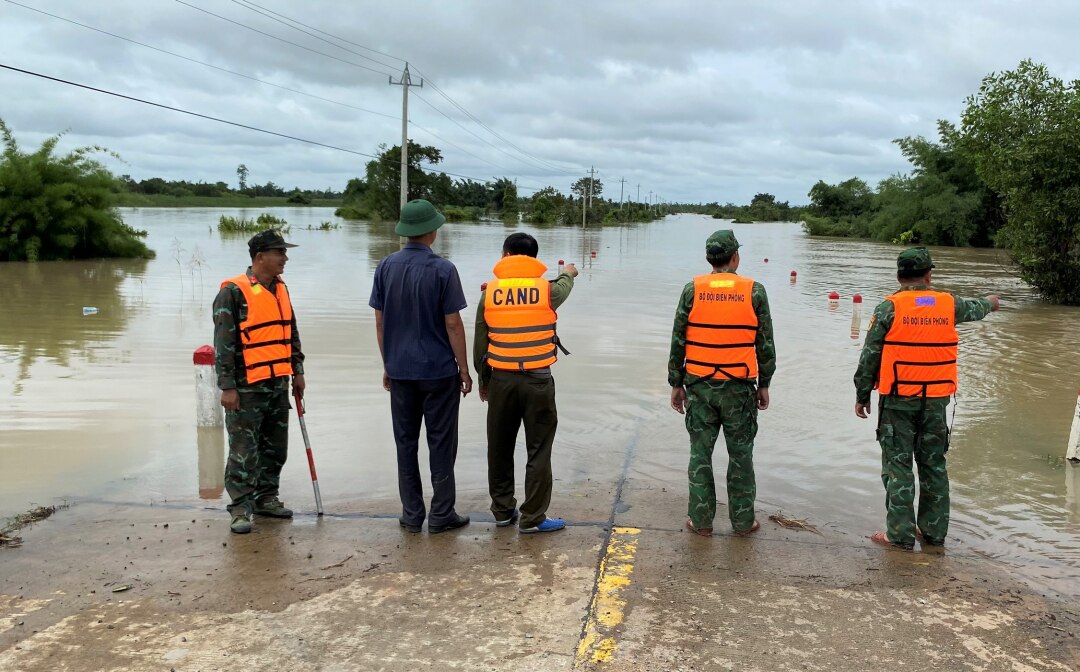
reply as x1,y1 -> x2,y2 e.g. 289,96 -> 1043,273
732,520 -> 760,537
870,531 -> 912,550
685,519 -> 713,537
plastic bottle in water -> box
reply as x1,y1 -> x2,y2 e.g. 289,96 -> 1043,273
82,306 -> 99,316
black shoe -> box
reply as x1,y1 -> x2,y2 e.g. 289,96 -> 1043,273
398,517 -> 422,534
428,514 -> 470,534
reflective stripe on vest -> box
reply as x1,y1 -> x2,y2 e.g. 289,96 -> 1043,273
484,255 -> 559,371
685,274 -> 758,381
877,290 -> 958,398
222,273 -> 294,384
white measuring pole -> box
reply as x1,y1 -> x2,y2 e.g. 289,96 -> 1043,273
193,345 -> 223,427
1067,390 -> 1080,462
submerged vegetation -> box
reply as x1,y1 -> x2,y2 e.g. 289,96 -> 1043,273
0,119 -> 154,262
218,213 -> 289,233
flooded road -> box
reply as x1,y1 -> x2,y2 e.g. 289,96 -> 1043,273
1,209 -> 1078,595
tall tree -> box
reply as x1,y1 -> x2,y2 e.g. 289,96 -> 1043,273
571,176 -> 603,201
236,163 -> 248,191
361,141 -> 443,219
960,59 -> 1080,304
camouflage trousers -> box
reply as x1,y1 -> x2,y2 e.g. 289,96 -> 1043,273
877,397 -> 951,547
685,380 -> 758,531
224,379 -> 291,516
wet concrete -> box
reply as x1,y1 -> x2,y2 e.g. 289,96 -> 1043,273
2,481 -> 1077,671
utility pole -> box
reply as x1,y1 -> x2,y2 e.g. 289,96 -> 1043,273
390,62 -> 423,216
582,166 -> 596,229
636,184 -> 641,205
580,179 -> 586,229
587,166 -> 596,209
619,177 -> 626,210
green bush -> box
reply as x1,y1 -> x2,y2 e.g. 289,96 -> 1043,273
218,214 -> 290,233
256,213 -> 287,225
335,204 -> 371,220
442,206 -> 481,222
0,119 -> 153,261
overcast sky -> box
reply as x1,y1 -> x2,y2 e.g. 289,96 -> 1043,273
2,0 -> 1078,204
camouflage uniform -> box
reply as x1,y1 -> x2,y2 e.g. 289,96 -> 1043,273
855,283 -> 992,548
213,268 -> 305,516
669,270 -> 776,532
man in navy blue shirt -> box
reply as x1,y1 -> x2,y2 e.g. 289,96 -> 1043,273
370,199 -> 473,534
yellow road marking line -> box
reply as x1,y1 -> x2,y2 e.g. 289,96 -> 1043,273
575,526 -> 640,666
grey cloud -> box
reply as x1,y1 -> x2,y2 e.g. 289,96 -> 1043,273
2,0 -> 1079,204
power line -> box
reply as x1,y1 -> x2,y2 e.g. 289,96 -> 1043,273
412,69 -> 580,175
234,0 -> 406,66
205,0 -> 577,177
0,62 -> 384,159
0,63 -> 546,192
2,0 -> 399,121
413,92 -> 560,175
228,0 -> 401,73
173,0 -> 397,78
408,119 -> 516,176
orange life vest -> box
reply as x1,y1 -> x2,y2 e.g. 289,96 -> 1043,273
876,290 -> 958,398
222,272 -> 294,384
484,255 -> 563,371
685,274 -> 759,381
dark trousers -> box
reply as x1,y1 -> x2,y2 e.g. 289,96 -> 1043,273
390,375 -> 461,526
224,379 -> 290,516
486,370 -> 558,528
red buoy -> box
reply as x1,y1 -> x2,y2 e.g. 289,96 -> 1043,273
481,282 -> 488,291
828,291 -> 840,300
763,258 -> 769,263
590,251 -> 597,258
853,293 -> 863,304
790,270 -> 797,277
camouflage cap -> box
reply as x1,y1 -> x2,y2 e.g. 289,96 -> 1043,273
897,247 -> 934,273
248,229 -> 297,255
706,229 -> 740,262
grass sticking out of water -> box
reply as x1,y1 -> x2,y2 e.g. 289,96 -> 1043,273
218,214 -> 290,233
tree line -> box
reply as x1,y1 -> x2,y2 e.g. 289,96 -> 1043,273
118,168 -> 342,204
335,141 -> 665,226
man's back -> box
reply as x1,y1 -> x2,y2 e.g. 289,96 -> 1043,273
369,242 -> 467,381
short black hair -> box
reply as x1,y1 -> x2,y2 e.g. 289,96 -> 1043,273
709,252 -> 735,268
897,268 -> 930,281
503,232 -> 539,258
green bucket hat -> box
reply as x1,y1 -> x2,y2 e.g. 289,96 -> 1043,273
897,247 -> 934,274
395,199 -> 446,237
706,229 -> 740,263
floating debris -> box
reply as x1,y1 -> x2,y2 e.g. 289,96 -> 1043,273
1,503 -> 70,548
320,554 -> 354,570
768,511 -> 822,535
